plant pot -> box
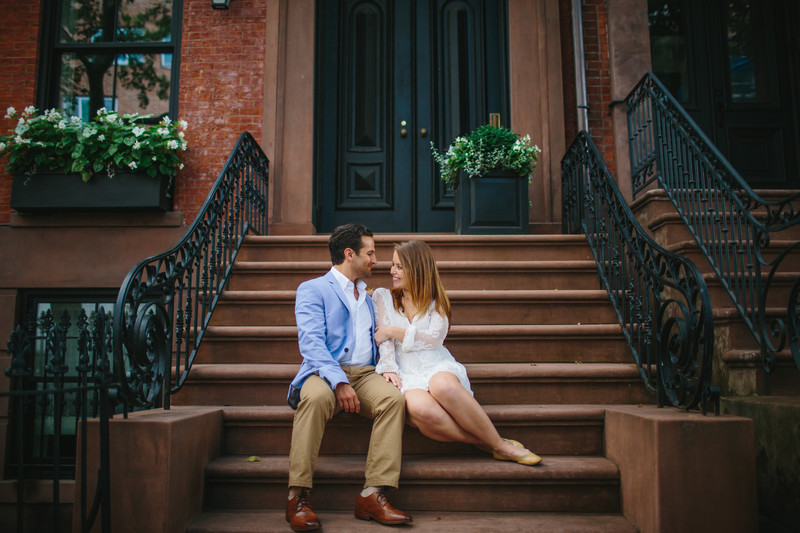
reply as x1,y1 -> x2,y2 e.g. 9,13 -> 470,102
454,169 -> 530,234
11,172 -> 173,213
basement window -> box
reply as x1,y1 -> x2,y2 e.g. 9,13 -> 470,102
5,291 -> 117,479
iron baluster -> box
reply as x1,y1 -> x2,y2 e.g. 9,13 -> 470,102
562,131 -> 715,411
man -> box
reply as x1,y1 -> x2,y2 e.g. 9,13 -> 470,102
286,223 -> 412,531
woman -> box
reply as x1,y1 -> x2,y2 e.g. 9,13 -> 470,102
372,240 -> 541,466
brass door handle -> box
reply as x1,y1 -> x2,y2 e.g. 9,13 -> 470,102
420,128 -> 427,137
400,128 -> 408,138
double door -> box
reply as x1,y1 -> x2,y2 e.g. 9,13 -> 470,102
314,0 -> 509,232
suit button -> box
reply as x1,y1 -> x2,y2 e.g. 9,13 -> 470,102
344,348 -> 349,353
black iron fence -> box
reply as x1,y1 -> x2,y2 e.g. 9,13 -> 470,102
2,131 -> 269,530
562,131 -> 717,412
4,307 -> 114,533
626,72 -> 800,384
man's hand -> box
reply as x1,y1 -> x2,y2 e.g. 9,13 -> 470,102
335,382 -> 360,413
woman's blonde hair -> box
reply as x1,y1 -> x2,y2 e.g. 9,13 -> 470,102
391,240 -> 451,320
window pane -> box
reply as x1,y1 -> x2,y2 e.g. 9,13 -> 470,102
59,52 -> 172,119
59,0 -> 114,42
59,0 -> 173,43
725,0 -> 769,103
648,0 -> 690,103
118,0 -> 173,42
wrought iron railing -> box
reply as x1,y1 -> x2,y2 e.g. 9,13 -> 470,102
626,72 -> 800,383
4,308 -> 114,533
562,131 -> 716,412
113,131 -> 269,410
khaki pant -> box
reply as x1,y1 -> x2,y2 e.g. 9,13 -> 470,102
288,366 -> 405,489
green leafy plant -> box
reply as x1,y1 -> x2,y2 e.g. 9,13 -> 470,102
0,106 -> 187,183
431,124 -> 540,185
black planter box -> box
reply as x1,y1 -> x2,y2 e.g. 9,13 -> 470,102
454,169 -> 530,234
11,172 -> 172,213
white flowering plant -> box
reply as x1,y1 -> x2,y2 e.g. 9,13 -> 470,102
0,106 -> 188,183
431,124 -> 540,186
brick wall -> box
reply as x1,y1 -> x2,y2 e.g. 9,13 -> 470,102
581,0 -> 615,174
0,0 -> 268,226
0,1 -> 42,224
175,0 -> 267,225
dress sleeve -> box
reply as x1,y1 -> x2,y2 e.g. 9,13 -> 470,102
401,305 -> 449,353
372,289 -> 399,374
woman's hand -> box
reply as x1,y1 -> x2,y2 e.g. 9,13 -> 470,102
382,372 -> 402,390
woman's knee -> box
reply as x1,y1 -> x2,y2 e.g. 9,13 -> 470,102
428,372 -> 464,400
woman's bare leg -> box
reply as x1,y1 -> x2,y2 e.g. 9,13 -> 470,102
404,389 -> 483,445
427,372 -> 530,458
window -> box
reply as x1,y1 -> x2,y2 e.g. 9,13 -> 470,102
39,0 -> 182,122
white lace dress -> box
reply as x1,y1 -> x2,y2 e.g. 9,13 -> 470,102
372,288 -> 473,395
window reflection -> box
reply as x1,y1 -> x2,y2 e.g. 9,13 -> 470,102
648,0 -> 690,103
725,0 -> 768,103
54,0 -> 174,120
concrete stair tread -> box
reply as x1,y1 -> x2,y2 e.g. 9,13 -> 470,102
218,288 -> 611,300
205,454 -> 619,482
244,233 -> 590,243
188,362 -> 641,381
232,260 -> 597,270
218,403 -> 608,423
187,510 -> 636,532
204,323 -> 623,337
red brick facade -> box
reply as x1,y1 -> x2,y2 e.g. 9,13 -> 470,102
581,0 -> 615,174
0,0 -> 269,226
175,0 -> 267,224
0,2 -> 42,224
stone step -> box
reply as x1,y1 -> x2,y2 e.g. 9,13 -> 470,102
188,510 -> 637,533
219,404 -> 606,456
211,289 -> 617,326
227,260 -> 601,291
196,323 -> 630,364
170,363 -> 651,407
202,454 -> 621,513
238,233 -> 593,262
667,239 -> 800,274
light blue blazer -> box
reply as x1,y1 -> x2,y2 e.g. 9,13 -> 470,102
287,270 -> 378,409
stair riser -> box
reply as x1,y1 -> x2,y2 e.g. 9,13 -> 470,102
238,240 -> 593,263
196,336 -> 631,364
222,422 -> 604,456
211,299 -> 618,326
227,269 -> 601,291
172,380 -> 651,407
203,481 -> 620,513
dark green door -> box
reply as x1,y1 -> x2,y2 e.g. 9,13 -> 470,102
649,0 -> 800,188
314,0 -> 509,232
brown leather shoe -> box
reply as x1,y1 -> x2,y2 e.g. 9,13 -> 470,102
286,488 -> 320,531
354,490 -> 413,525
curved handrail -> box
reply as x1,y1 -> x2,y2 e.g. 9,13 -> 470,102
626,72 -> 800,381
562,131 -> 716,411
112,132 -> 269,410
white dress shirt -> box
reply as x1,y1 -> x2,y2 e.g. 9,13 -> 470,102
330,266 -> 373,366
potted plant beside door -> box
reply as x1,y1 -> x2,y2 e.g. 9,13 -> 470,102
0,106 -> 188,213
431,124 -> 540,234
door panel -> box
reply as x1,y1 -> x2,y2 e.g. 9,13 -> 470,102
315,0 -> 508,232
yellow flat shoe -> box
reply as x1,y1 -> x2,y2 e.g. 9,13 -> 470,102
493,449 -> 543,466
503,438 -> 524,449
